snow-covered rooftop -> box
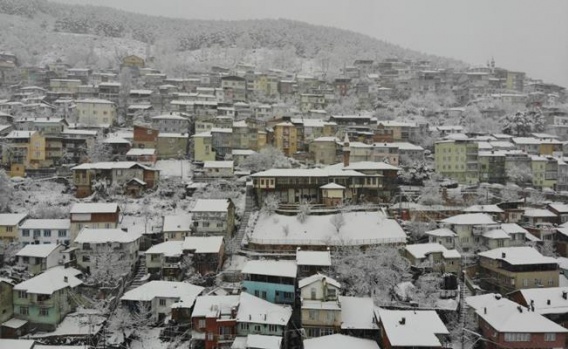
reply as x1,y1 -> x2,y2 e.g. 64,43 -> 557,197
183,236 -> 224,254
14,266 -> 82,294
249,212 -> 406,247
121,281 -> 204,304
340,296 -> 378,330
303,334 -> 379,349
549,203 -> 568,213
70,203 -> 119,215
523,208 -> 556,218
145,241 -> 183,257
440,213 -> 496,225
0,213 -> 28,226
478,246 -> 557,266
296,250 -> 332,267
482,229 -> 511,240
191,199 -> 230,213
424,228 -> 456,237
376,308 -> 449,347
151,114 -> 188,120
20,219 -> 70,230
126,148 -> 156,156
242,335 -> 282,349
72,162 -> 150,171
236,292 -> 292,326
191,295 -> 240,318
517,287 -> 568,315
102,137 -> 131,144
203,160 -> 233,168
405,243 -> 461,260
162,214 -> 193,232
500,223 -> 529,235
463,204 -> 504,213
466,293 -> 567,334
0,339 -> 34,349
242,260 -> 297,278
16,244 -> 61,258
75,228 -> 141,244
320,182 -> 346,189
299,273 -> 341,289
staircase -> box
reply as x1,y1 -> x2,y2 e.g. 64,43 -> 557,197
126,254 -> 149,291
227,186 -> 257,254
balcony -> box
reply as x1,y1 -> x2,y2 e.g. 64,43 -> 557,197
217,334 -> 236,342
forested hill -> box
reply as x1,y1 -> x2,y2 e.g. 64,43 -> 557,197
0,0 -> 466,73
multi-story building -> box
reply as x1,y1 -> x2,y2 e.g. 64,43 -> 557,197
19,219 -> 71,246
300,94 -> 326,113
202,161 -> 234,178
162,215 -> 193,241
439,213 -> 498,253
145,241 -> 184,281
299,274 -> 342,338
236,293 -> 292,343
478,246 -> 559,294
221,76 -> 247,102
1,131 -> 46,176
182,236 -> 225,275
273,122 -> 298,157
15,244 -> 64,276
191,295 -> 240,349
435,139 -> 479,185
192,132 -> 216,162
69,203 -> 120,241
151,114 -> 189,133
309,137 -> 340,165
156,133 -> 189,159
242,260 -> 297,305
0,213 -> 28,242
13,266 -> 83,331
404,243 -> 461,274
132,124 -> 159,149
71,161 -> 158,198
190,199 -> 235,238
478,151 -> 507,184
74,99 -> 116,127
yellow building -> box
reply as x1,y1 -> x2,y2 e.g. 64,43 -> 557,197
157,133 -> 189,159
192,132 -> 216,162
0,213 -> 28,242
435,139 -> 479,185
273,122 -> 298,157
122,55 -> 145,68
75,99 -> 117,127
253,73 -> 279,97
505,71 -> 525,92
2,131 -> 46,176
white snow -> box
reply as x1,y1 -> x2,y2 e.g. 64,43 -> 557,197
191,199 -> 230,213
320,183 -> 346,189
191,295 -> 240,318
249,212 -> 406,247
20,219 -> 70,230
31,310 -> 105,338
72,162 -> 150,170
75,228 -> 141,244
0,213 -> 28,226
162,214 -> 193,232
70,203 -> 119,214
440,213 -> 496,225
126,148 -> 156,156
303,334 -> 379,349
236,292 -> 292,326
121,281 -> 204,304
523,208 -> 556,218
203,161 -> 234,169
16,244 -> 61,258
424,228 -> 456,237
463,204 -> 504,213
405,243 -> 461,260
1,318 -> 27,329
517,287 -> 568,315
340,296 -> 378,330
296,250 -> 332,267
0,339 -> 34,349
245,335 -> 283,349
482,229 -> 511,240
241,260 -> 297,278
183,236 -> 224,254
145,241 -> 184,257
155,159 -> 192,178
298,273 -> 340,289
14,266 -> 82,295
478,246 -> 557,266
376,308 -> 449,347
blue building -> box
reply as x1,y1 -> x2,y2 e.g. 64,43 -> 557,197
241,260 -> 297,305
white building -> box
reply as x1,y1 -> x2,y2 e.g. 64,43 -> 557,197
190,199 -> 235,238
74,228 -> 141,272
19,219 -> 71,246
121,281 -> 204,321
74,99 -> 117,127
15,244 -> 65,276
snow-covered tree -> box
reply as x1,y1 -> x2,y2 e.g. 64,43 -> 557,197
85,139 -> 113,163
539,239 -> 557,257
500,184 -> 521,202
262,194 -> 280,215
506,163 -> 533,186
329,211 -> 346,233
0,169 -> 13,212
332,245 -> 411,305
86,245 -> 131,288
501,110 -> 545,137
418,180 -> 444,206
106,303 -> 154,346
240,146 -> 291,173
296,200 -> 311,223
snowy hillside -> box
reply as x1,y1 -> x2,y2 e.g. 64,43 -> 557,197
0,0 -> 466,75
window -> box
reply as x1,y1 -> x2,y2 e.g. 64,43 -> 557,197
198,319 -> 206,328
240,323 -> 249,330
39,308 -> 49,317
207,332 -> 214,340
33,230 -> 41,238
327,311 -> 335,322
159,299 -> 166,306
548,278 -> 555,286
58,230 -> 66,237
43,230 -> 51,237
261,291 -> 267,299
18,291 -> 27,299
6,226 -> 12,232
497,240 -> 504,247
282,292 -> 293,299
254,290 -> 260,297
203,222 -> 210,228
20,307 -> 29,315
82,255 -> 90,262
216,222 -> 223,228
504,333 -> 530,342
310,288 -> 316,300
268,324 -> 277,332
22,230 -> 30,237
254,325 -> 261,332
544,333 -> 556,342
83,243 -> 91,250
309,310 -> 317,320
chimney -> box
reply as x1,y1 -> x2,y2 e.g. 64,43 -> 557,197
501,252 -> 506,258
343,133 -> 350,167
517,306 -> 522,313
547,299 -> 551,305
399,317 -> 406,325
563,291 -> 568,300
64,276 -> 68,283
483,307 -> 487,314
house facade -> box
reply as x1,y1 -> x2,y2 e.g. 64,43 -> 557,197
299,274 -> 342,338
69,203 -> 120,242
19,219 -> 71,246
241,260 -> 297,305
191,199 -> 235,238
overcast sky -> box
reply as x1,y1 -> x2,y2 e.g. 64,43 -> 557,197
54,0 -> 568,88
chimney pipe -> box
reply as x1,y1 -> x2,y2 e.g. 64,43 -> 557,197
501,252 -> 506,258
563,291 -> 567,300
399,317 -> 406,325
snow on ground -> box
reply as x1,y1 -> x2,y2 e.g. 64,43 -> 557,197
155,160 -> 192,179
247,211 -> 406,246
31,310 -> 105,338
10,180 -> 75,218
129,327 -> 189,349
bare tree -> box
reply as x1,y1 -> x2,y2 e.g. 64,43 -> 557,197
296,200 -> 311,223
329,212 -> 345,233
262,194 -> 280,215
0,169 -> 13,212
86,245 -> 131,288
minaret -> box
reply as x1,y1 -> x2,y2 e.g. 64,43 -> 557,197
343,133 -> 350,167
